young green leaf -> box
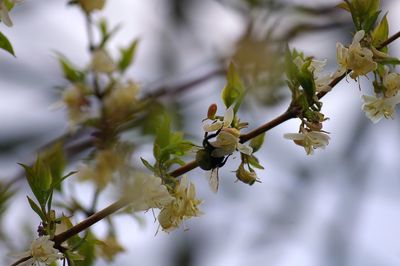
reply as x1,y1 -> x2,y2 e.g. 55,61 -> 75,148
372,13 -> 389,47
221,62 -> 245,110
248,155 -> 265,170
0,31 -> 14,56
154,114 -> 171,150
27,196 -> 46,222
337,1 -> 350,12
57,54 -> 85,82
249,133 -> 265,153
140,157 -> 155,172
118,39 -> 139,73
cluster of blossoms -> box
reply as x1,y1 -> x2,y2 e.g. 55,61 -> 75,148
78,145 -> 132,190
285,25 -> 400,154
336,30 -> 400,123
62,47 -> 141,129
122,173 -> 203,232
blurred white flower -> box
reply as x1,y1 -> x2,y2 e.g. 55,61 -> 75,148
284,130 -> 330,155
91,49 -> 115,73
383,71 -> 400,97
124,172 -> 174,211
104,80 -> 140,120
62,84 -> 90,128
362,94 -> 400,123
13,236 -> 63,266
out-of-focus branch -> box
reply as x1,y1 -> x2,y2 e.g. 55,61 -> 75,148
6,67 -> 225,188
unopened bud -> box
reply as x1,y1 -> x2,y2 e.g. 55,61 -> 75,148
207,103 -> 218,120
236,163 -> 259,185
78,0 -> 106,12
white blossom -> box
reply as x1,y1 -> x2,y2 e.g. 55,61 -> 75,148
123,172 -> 174,211
203,105 -> 234,132
202,106 -> 252,157
336,30 -> 377,79
362,94 -> 400,123
12,236 -> 63,266
284,130 -> 330,155
383,71 -> 400,97
210,127 -> 252,157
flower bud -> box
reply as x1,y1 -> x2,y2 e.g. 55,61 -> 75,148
207,103 -> 218,120
236,163 -> 259,185
78,0 -> 105,13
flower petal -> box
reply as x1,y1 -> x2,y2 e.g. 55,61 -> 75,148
283,133 -> 305,141
203,121 -> 223,132
0,1 -> 12,27
223,106 -> 234,127
237,143 -> 253,155
353,30 -> 365,44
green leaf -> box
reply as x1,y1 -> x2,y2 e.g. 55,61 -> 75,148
4,0 -> 15,10
349,0 -> 381,32
67,251 -> 85,261
164,157 -> 186,168
353,0 -> 380,17
221,62 -> 245,110
154,114 -> 171,150
284,46 -> 299,87
140,157 -> 154,172
0,183 -> 15,217
337,2 -> 350,12
375,58 -> 400,65
249,133 -> 265,153
52,171 -> 76,189
372,13 -> 389,47
0,31 -> 14,56
43,144 -> 65,191
248,155 -> 265,170
298,64 -> 316,105
118,39 -> 139,73
363,10 -> 381,33
27,196 -> 46,222
57,54 -> 85,82
74,232 -> 96,266
20,157 -> 52,208
98,20 -> 121,49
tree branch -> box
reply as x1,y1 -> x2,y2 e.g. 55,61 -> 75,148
11,30 -> 400,266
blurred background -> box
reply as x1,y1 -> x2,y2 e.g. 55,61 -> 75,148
1,0 -> 400,265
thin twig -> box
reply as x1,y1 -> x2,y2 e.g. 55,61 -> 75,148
10,255 -> 32,266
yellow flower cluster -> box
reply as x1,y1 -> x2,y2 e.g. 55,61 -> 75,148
158,176 -> 203,232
